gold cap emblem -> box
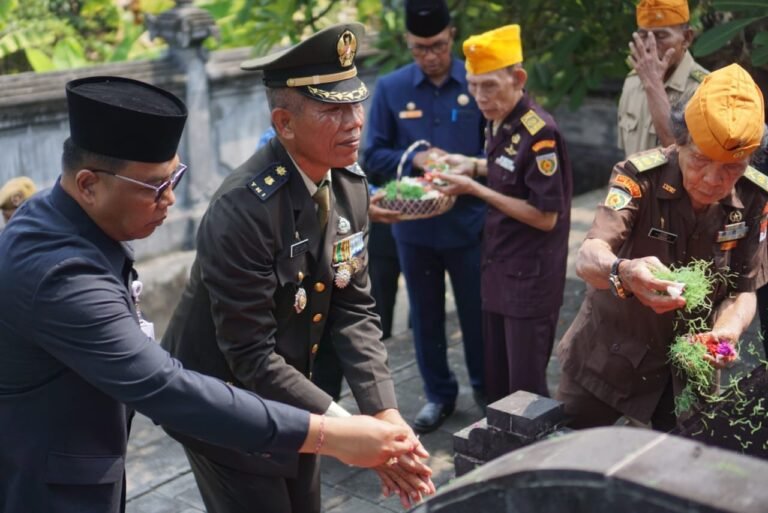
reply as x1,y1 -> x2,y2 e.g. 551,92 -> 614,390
337,30 -> 357,68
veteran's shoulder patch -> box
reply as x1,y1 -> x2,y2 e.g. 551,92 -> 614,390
604,187 -> 633,211
627,149 -> 668,173
341,162 -> 366,177
536,152 -> 559,176
248,163 -> 290,201
611,174 -> 642,198
743,165 -> 768,193
690,69 -> 708,83
532,139 -> 556,153
521,110 -> 546,136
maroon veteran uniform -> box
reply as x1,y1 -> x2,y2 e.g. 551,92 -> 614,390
482,92 -> 573,401
557,147 -> 768,425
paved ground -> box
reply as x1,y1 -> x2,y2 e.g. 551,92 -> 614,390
125,187 -> 765,513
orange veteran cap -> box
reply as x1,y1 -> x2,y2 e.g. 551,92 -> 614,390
463,24 -> 523,75
684,63 -> 765,163
636,0 -> 689,28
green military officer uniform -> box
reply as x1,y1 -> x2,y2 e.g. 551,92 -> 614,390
162,23 -> 397,513
617,51 -> 708,157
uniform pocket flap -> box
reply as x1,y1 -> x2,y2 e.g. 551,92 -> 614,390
45,452 -> 124,484
619,115 -> 638,131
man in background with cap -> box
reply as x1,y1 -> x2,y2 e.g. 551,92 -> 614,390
162,23 -> 434,513
0,76 -> 416,513
0,176 -> 36,226
364,0 -> 486,433
617,0 -> 708,157
436,24 -> 572,404
556,64 -> 768,429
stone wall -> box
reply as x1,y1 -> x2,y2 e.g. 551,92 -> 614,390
0,47 -> 621,256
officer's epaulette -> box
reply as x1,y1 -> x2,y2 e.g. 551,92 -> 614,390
340,162 -> 366,177
627,148 -> 668,173
521,109 -> 546,136
247,163 -> 290,201
690,69 -> 708,83
743,166 -> 768,193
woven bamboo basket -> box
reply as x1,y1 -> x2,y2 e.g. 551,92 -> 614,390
377,140 -> 456,221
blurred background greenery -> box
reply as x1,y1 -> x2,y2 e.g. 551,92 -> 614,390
0,0 -> 765,108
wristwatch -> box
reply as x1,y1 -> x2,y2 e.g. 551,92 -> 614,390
608,258 -> 631,299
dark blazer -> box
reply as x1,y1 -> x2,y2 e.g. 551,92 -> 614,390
162,138 -> 397,476
0,182 -> 309,513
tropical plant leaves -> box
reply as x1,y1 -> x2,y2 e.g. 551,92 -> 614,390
693,16 -> 764,57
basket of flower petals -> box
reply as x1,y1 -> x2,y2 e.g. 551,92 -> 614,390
376,140 -> 456,221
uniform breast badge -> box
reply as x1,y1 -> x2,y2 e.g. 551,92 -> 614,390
294,271 -> 308,313
337,216 -> 351,234
457,94 -> 470,106
294,287 -> 308,313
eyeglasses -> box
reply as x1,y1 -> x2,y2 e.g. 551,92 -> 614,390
408,40 -> 451,57
91,163 -> 188,203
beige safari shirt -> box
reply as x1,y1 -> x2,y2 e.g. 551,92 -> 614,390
617,51 -> 708,157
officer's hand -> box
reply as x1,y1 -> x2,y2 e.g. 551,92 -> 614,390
309,415 -> 417,468
432,171 -> 477,196
628,31 -> 674,86
413,148 -> 447,170
437,153 -> 475,176
369,190 -> 401,224
620,256 -> 686,314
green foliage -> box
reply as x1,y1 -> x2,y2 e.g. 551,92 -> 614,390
384,180 -> 425,200
695,0 -> 768,67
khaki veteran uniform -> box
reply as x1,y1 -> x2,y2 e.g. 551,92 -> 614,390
617,0 -> 708,156
162,23 -> 396,513
558,64 -> 768,427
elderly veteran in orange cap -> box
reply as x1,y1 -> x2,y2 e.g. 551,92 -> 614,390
0,176 -> 36,223
436,24 -> 572,403
617,0 -> 709,157
555,63 -> 768,431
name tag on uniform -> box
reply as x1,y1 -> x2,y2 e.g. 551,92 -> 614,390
398,110 -> 423,119
494,155 -> 516,172
290,239 -> 309,258
648,227 -> 677,243
716,222 -> 748,243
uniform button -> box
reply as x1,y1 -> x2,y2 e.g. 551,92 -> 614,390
314,282 -> 326,293
610,343 -> 620,353
309,371 -> 313,379
312,313 -> 323,323
261,452 -> 272,459
298,271 -> 305,281
311,343 -> 319,354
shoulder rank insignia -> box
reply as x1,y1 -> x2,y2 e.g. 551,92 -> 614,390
627,149 -> 668,173
743,166 -> 768,193
521,110 -> 546,136
342,162 -> 366,177
690,69 -> 708,83
248,163 -> 290,201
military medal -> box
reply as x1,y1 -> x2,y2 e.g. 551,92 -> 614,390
294,287 -> 307,313
337,216 -> 351,235
334,262 -> 352,289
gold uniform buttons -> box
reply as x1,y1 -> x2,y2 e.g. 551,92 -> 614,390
311,344 -> 319,354
314,282 -> 326,293
312,313 -> 323,323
